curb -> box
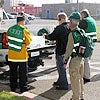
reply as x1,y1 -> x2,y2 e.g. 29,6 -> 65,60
0,84 -> 50,100
10,91 -> 50,100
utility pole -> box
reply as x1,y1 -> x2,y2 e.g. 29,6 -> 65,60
77,0 -> 79,11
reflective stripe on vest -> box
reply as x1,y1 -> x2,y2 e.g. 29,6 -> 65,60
8,42 -> 22,50
8,36 -> 23,42
71,29 -> 81,57
74,43 -> 79,47
86,32 -> 97,42
72,43 -> 79,53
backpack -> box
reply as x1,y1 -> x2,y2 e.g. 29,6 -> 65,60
75,29 -> 94,58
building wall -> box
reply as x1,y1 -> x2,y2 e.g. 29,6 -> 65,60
42,3 -> 100,19
65,0 -> 70,3
11,5 -> 42,17
3,0 -> 10,12
11,5 -> 34,14
33,7 -> 42,17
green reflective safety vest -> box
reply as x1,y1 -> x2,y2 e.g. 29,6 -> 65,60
83,16 -> 97,42
71,27 -> 94,58
7,24 -> 24,51
71,28 -> 80,58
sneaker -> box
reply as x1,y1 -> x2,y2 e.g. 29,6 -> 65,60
83,77 -> 90,84
20,85 -> 30,93
53,81 -> 60,86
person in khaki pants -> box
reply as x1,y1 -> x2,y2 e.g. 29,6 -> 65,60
64,12 -> 84,100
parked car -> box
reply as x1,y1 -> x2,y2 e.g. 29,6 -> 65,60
24,13 -> 35,20
9,12 -> 17,19
7,13 -> 15,19
27,15 -> 35,20
9,12 -> 35,20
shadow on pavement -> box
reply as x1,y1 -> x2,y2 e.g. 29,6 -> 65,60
91,74 -> 100,82
28,66 -> 57,78
33,85 -> 71,100
28,67 -> 57,84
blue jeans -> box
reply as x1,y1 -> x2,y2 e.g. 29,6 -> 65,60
56,54 -> 68,87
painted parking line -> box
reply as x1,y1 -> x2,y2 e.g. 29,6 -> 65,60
90,62 -> 100,65
90,66 -> 100,70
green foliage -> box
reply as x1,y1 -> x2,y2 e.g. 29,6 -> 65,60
0,91 -> 27,100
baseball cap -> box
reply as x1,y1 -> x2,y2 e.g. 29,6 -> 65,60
68,12 -> 81,20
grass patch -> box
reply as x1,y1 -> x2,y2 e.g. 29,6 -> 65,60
0,91 -> 27,100
97,25 -> 100,41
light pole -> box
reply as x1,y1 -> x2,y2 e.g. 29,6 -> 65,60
77,0 -> 79,11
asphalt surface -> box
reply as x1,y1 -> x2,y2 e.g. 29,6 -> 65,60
0,42 -> 100,100
0,19 -> 100,100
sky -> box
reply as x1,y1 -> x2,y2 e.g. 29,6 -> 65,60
21,0 -> 100,7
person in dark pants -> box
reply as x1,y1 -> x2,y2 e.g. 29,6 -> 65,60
6,16 -> 32,93
43,12 -> 70,90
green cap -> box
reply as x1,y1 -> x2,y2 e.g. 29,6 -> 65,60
37,28 -> 49,36
69,12 -> 81,20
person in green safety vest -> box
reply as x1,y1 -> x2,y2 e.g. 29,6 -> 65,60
7,16 -> 32,93
64,12 -> 84,100
79,9 -> 97,83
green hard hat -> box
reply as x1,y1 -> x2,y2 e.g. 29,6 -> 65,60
69,12 -> 81,20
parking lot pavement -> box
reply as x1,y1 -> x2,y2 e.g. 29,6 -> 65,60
0,43 -> 100,100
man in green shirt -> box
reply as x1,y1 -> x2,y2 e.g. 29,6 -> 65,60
79,9 -> 97,83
